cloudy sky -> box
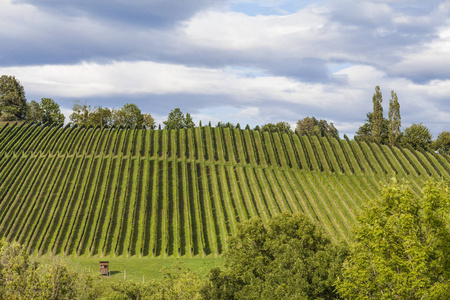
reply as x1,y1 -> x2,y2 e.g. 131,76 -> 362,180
1,0 -> 450,137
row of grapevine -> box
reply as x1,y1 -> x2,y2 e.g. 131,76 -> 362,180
2,124 -> 450,256
2,125 -> 448,179
0,154 -> 448,255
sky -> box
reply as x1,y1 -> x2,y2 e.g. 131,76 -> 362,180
1,0 -> 450,137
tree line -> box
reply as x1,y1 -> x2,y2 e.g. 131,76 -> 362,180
0,76 -> 65,125
1,76 -> 448,154
0,75 -> 339,136
355,86 -> 450,154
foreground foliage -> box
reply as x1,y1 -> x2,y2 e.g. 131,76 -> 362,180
336,179 -> 450,299
0,239 -> 95,299
203,212 -> 347,299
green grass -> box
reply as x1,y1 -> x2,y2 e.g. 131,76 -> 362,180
33,255 -> 224,282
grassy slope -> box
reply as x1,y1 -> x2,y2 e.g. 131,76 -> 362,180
34,255 -> 224,282
1,125 -> 449,261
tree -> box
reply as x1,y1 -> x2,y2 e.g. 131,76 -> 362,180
40,98 -> 65,125
69,100 -> 90,126
203,212 -> 347,299
0,239 -> 95,299
433,131 -> 450,155
71,101 -> 155,128
0,75 -> 27,121
355,112 -> 389,144
142,113 -> 156,129
336,179 -> 450,299
217,122 -> 236,129
296,117 -> 338,138
112,103 -> 145,127
70,100 -> 114,127
25,100 -> 43,123
164,108 -> 195,129
261,121 -> 293,133
183,113 -> 195,129
401,122 -> 432,150
89,106 -> 112,128
388,90 -> 401,146
372,86 -> 384,143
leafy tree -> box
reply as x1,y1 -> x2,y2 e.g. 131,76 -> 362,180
164,108 -> 195,129
89,106 -> 112,128
70,100 -> 113,127
433,131 -> 450,155
112,103 -> 145,127
217,122 -> 236,129
69,100 -> 90,125
184,112 -> 195,129
25,100 -> 43,123
401,122 -> 432,150
71,101 -> 154,128
40,98 -> 65,125
203,212 -> 347,299
0,239 -> 95,299
388,90 -> 401,146
296,117 -> 338,138
0,75 -> 27,121
355,112 -> 389,144
261,121 -> 293,133
336,179 -> 450,299
372,86 -> 384,143
143,113 -> 156,129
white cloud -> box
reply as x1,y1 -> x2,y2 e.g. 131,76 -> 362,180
181,8 -> 326,51
389,25 -> 450,81
0,60 -> 338,106
2,60 -> 449,136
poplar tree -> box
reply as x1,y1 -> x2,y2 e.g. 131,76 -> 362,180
388,90 -> 401,146
372,86 -> 383,143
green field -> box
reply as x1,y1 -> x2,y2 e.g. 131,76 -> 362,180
34,255 -> 224,282
0,122 -> 449,258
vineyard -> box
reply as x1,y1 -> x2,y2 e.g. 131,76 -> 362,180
0,122 -> 449,257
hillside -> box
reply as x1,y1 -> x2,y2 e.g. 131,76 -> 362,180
0,122 -> 449,257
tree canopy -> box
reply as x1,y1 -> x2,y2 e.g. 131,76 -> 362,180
401,122 -> 433,150
433,131 -> 450,155
0,75 -> 27,121
372,86 -> 384,143
163,108 -> 195,129
388,90 -> 401,146
112,103 -> 146,128
25,100 -> 43,123
336,179 -> 450,299
0,239 -> 95,299
260,121 -> 293,133
70,101 -> 155,128
355,112 -> 389,144
25,98 -> 65,125
40,98 -> 65,125
296,117 -> 338,138
203,212 -> 347,300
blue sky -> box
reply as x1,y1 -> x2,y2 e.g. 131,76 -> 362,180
1,0 -> 450,137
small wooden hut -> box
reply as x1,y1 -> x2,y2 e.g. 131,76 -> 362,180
99,261 -> 109,276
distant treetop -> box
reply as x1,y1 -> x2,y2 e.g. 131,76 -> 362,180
0,75 -> 27,121
296,116 -> 338,138
163,108 -> 195,129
